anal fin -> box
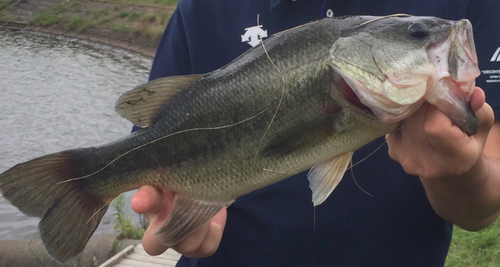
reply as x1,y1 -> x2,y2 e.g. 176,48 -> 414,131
308,151 -> 354,206
155,195 -> 233,246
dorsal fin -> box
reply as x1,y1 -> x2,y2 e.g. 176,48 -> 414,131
115,74 -> 203,127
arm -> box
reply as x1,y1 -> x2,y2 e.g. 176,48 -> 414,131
387,0 -> 500,231
387,87 -> 500,231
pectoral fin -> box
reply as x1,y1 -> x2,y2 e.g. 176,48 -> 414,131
155,195 -> 233,246
308,151 -> 354,206
115,75 -> 203,127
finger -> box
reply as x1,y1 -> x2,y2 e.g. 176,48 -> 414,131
423,104 -> 468,154
471,87 -> 494,139
386,104 -> 429,162
133,186 -> 176,255
469,87 -> 486,112
194,209 -> 227,257
142,221 -> 170,255
141,191 -> 175,256
173,208 -> 227,258
467,87 -> 493,141
131,185 -> 161,214
173,220 -> 212,256
424,104 -> 455,136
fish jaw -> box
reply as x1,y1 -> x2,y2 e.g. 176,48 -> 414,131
425,19 -> 480,135
329,17 -> 480,135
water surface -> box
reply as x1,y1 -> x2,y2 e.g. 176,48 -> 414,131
0,29 -> 151,239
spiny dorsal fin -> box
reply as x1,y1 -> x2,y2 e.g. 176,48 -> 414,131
308,151 -> 354,206
115,75 -> 203,127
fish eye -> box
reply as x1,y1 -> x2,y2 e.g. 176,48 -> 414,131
408,22 -> 429,38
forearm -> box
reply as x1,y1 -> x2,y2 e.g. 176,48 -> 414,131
387,92 -> 500,231
421,153 -> 500,231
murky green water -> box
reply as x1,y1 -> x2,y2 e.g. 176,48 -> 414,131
0,29 -> 151,239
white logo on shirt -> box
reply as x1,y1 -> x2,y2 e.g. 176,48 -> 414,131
241,25 -> 268,47
490,47 -> 500,62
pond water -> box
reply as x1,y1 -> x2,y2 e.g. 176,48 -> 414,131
0,29 -> 151,240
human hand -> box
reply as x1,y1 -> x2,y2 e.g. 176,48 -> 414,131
131,185 -> 227,258
386,87 -> 494,180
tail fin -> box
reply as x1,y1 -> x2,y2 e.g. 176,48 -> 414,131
0,150 -> 110,263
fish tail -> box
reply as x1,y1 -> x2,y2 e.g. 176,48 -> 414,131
0,150 -> 111,263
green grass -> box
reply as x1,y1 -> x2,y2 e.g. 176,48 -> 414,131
126,11 -> 141,21
30,12 -> 60,27
0,0 -> 16,11
65,15 -> 95,33
25,0 -> 174,45
112,194 -> 146,240
118,11 -> 130,18
90,7 -> 109,18
98,0 -> 178,7
446,220 -> 500,266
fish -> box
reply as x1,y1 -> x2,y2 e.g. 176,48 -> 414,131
0,14 -> 480,263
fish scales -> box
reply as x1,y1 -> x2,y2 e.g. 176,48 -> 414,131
82,19 -> 359,198
0,15 -> 480,262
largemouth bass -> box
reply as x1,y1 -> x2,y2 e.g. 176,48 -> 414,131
0,15 -> 479,262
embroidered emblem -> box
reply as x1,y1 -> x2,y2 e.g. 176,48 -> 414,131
241,25 -> 268,47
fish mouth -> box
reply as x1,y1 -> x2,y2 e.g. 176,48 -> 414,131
336,75 -> 376,116
330,19 -> 480,135
423,19 -> 479,135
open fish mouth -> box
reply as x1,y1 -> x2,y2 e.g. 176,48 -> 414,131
330,17 -> 480,135
424,19 -> 480,135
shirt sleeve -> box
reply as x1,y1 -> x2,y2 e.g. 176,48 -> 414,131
148,6 -> 193,81
467,0 -> 500,119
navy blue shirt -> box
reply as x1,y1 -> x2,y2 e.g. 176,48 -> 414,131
148,0 -> 500,266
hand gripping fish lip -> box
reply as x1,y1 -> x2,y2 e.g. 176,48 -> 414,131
329,18 -> 480,135
425,19 -> 480,135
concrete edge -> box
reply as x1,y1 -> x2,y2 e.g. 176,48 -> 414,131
0,235 -> 142,267
0,20 -> 156,58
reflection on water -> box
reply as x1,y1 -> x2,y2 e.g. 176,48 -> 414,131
0,29 -> 151,239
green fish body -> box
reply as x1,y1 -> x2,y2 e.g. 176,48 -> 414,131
0,15 -> 479,262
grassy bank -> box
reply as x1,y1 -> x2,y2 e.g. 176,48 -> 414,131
446,222 -> 500,266
0,0 -> 16,11
1,0 -> 178,51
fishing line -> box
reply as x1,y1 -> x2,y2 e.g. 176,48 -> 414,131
352,121 -> 408,195
359,13 -> 413,26
58,109 -> 268,184
253,15 -> 287,161
347,139 -> 386,197
349,160 -> 372,197
86,199 -> 112,225
348,141 -> 386,169
347,123 -> 406,196
313,206 -> 316,230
